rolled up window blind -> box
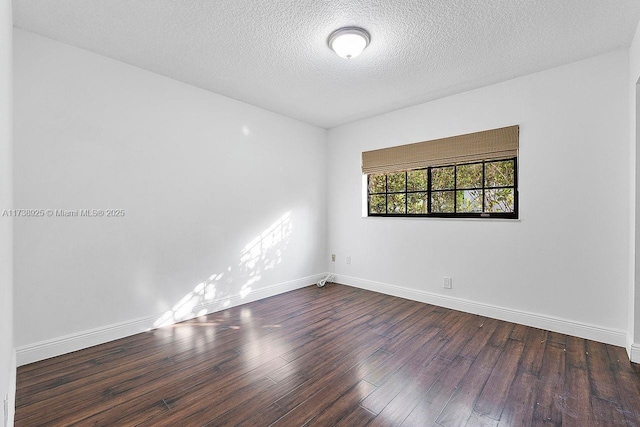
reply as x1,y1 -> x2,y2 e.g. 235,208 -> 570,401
362,125 -> 519,175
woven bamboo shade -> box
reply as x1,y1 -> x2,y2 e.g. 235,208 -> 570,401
362,125 -> 519,174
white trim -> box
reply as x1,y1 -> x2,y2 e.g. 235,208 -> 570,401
18,273 -> 630,366
16,274 -> 324,366
630,343 -> 640,364
335,274 -> 628,348
6,350 -> 16,427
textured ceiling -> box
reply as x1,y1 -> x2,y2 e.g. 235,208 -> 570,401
12,0 -> 640,129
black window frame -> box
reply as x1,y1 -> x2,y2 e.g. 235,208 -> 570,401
367,157 -> 518,219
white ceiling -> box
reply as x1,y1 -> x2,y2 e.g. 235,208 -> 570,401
12,1 -> 640,129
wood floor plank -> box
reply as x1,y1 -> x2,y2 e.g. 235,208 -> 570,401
459,317 -> 500,359
14,283 -> 640,426
532,341 -> 566,425
305,380 -> 377,426
61,350 -> 287,426
519,327 -> 548,375
270,376 -> 365,426
63,332 -> 292,425
202,372 -> 308,426
607,345 -> 640,425
124,349 -> 292,426
474,338 -> 525,420
400,354 -> 475,426
466,410 -> 499,426
488,321 -> 516,348
368,354 -> 450,426
589,396 -> 627,426
497,370 -> 539,427
436,313 -> 486,361
236,402 -> 284,427
364,326 -> 441,386
269,322 -> 387,385
585,340 -> 621,404
16,355 -> 178,425
334,405 -> 377,426
560,341 -> 592,427
378,305 -> 443,351
548,331 -> 568,345
435,345 -> 503,426
156,376 -> 279,426
372,299 -> 428,333
361,336 -> 447,414
509,323 -> 530,341
269,339 -> 389,419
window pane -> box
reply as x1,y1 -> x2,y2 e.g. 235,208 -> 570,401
368,174 -> 386,194
407,170 -> 428,191
431,191 -> 454,213
485,188 -> 515,213
431,166 -> 454,190
387,172 -> 406,192
368,195 -> 386,214
485,160 -> 514,188
408,192 -> 428,214
456,163 -> 482,189
367,160 -> 517,218
457,189 -> 482,212
387,194 -> 406,214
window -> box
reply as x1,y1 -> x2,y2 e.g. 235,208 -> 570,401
362,125 -> 519,219
367,158 -> 517,218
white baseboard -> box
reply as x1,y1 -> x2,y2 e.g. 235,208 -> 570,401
16,274 -> 324,366
335,274 -> 628,348
7,350 -> 15,427
630,343 -> 640,364
17,272 -> 631,366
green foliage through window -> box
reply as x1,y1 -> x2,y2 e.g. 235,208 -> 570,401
367,158 -> 517,218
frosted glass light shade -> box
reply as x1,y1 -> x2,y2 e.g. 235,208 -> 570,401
328,27 -> 370,59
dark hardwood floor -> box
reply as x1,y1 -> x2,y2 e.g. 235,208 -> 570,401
15,283 -> 640,426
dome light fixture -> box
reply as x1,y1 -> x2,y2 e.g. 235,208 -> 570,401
328,27 -> 370,59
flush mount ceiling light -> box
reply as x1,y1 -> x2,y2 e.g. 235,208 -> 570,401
328,27 -> 370,59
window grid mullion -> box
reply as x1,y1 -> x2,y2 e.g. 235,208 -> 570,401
385,174 -> 388,215
453,165 -> 458,213
427,167 -> 432,214
367,175 -> 371,215
513,158 -> 518,216
405,171 -> 408,214
481,160 -> 486,213
366,157 -> 517,218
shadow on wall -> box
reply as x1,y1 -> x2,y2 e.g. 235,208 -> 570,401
153,211 -> 292,328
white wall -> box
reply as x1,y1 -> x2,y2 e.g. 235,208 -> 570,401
11,25 -> 638,366
13,29 -> 328,364
327,50 -> 631,346
0,0 -> 14,424
630,19 -> 640,360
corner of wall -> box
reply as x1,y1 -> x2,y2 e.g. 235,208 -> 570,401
630,338 -> 640,364
16,274 -> 326,366
6,351 -> 15,427
0,0 -> 14,424
630,16 -> 640,356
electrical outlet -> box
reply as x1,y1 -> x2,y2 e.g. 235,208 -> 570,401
443,277 -> 452,289
331,254 -> 336,262
346,256 -> 351,265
